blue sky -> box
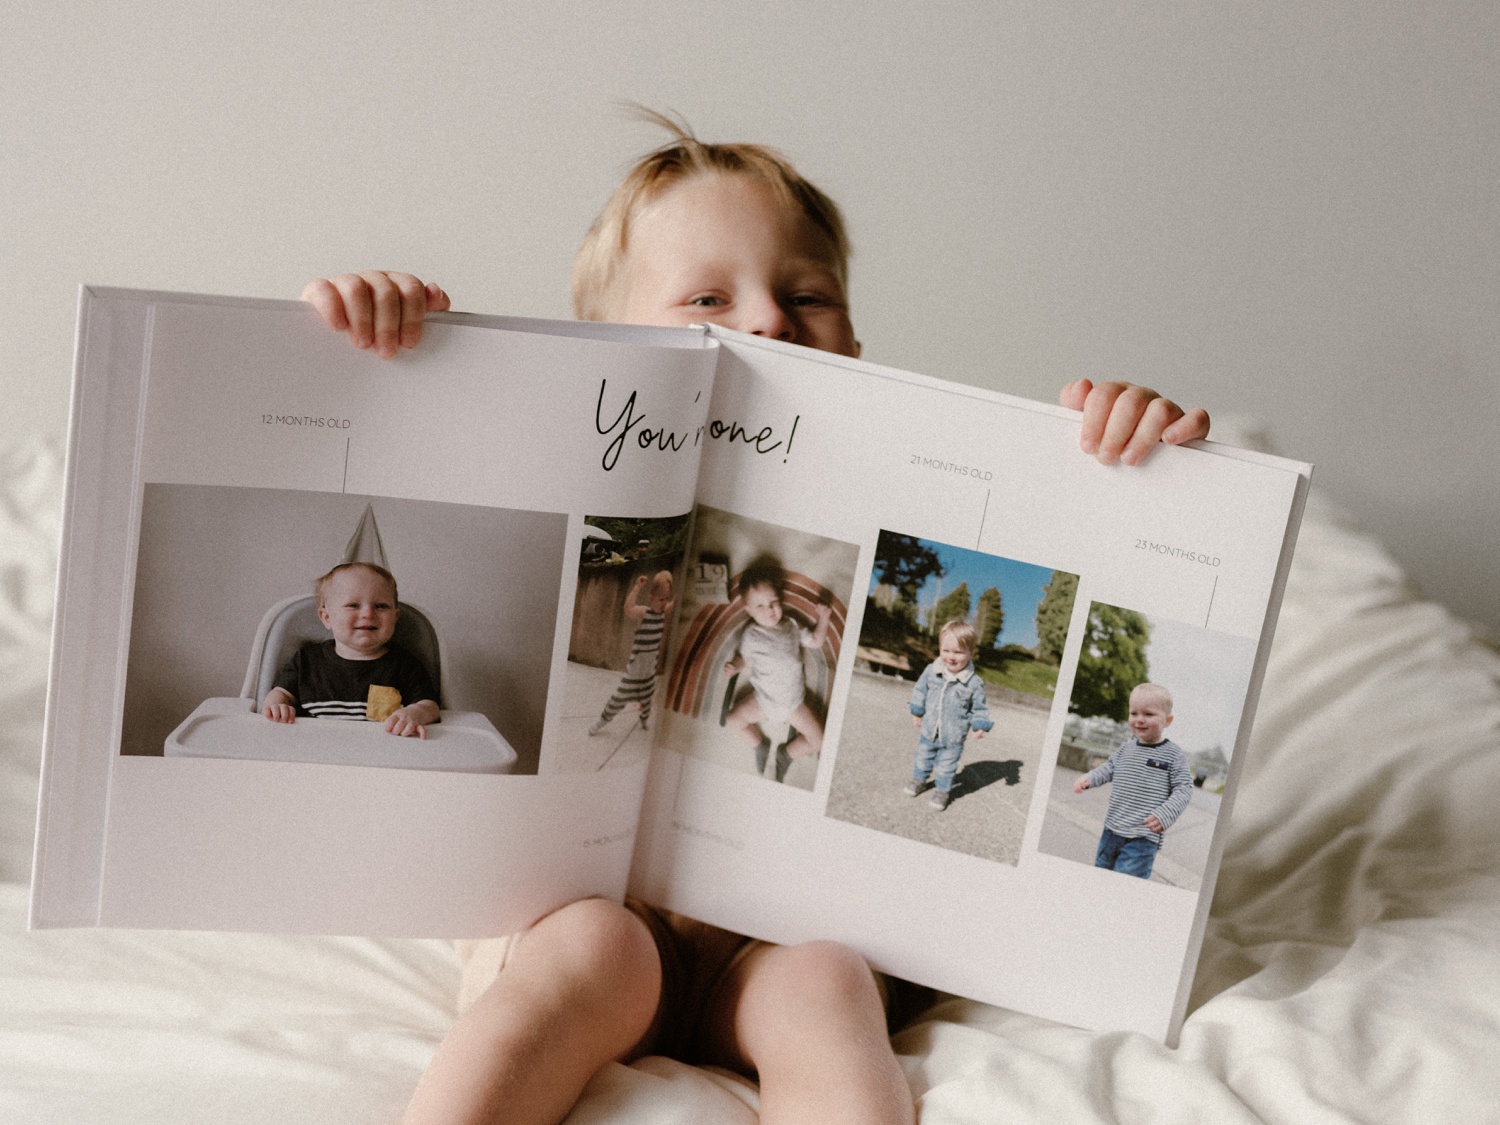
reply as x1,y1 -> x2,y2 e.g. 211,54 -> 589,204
869,536 -> 1066,650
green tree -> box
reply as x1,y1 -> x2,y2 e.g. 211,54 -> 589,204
1033,571 -> 1078,666
933,582 -> 971,635
871,533 -> 945,605
975,586 -> 1004,651
1070,603 -> 1150,721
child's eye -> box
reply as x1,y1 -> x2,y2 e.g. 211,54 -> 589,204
688,294 -> 726,307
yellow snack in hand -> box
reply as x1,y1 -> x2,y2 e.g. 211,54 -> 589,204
366,684 -> 402,722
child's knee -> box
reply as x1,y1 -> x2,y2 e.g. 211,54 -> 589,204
533,898 -> 661,999
760,940 -> 880,1015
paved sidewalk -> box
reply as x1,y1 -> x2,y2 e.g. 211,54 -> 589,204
824,670 -> 1049,865
542,661 -> 656,775
1038,764 -> 1221,890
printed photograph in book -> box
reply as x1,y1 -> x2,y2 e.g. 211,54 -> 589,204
546,512 -> 692,774
826,531 -> 1077,864
120,484 -> 566,775
1037,603 -> 1258,890
659,505 -> 859,792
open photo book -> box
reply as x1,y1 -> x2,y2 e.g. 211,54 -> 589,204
31,287 -> 1310,1043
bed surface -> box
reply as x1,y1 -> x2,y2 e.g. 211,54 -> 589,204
3,431 -> 1498,1123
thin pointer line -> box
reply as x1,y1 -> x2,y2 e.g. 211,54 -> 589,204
976,489 -> 991,548
341,437 -> 350,493
1204,575 -> 1218,627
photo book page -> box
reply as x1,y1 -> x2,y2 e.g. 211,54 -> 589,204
629,329 -> 1309,1040
32,290 -> 1309,1042
33,288 -> 716,937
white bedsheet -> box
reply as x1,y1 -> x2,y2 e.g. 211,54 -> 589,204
3,431 -> 1497,1123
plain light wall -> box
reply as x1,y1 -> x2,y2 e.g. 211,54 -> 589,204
4,2 -> 1496,636
121,485 -> 566,773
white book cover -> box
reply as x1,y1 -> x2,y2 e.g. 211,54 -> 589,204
33,287 -> 1310,1042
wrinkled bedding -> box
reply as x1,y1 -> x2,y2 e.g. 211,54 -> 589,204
2,431 -> 1497,1123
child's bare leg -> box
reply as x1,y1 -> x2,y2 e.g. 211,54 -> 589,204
725,695 -> 769,748
703,941 -> 913,1125
782,701 -> 824,759
402,899 -> 661,1125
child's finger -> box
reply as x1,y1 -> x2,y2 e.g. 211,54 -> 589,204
384,271 -> 431,351
301,278 -> 350,332
358,270 -> 406,359
325,273 -> 377,350
1161,407 -> 1211,446
1118,397 -> 1184,466
1091,384 -> 1159,464
1077,381 -> 1127,457
1058,377 -> 1092,413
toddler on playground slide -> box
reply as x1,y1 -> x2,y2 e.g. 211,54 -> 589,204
722,559 -> 831,782
260,561 -> 439,739
305,113 -> 1210,1125
590,570 -> 674,734
905,618 -> 993,811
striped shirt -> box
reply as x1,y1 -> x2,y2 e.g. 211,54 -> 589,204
1086,737 -> 1193,845
273,640 -> 438,722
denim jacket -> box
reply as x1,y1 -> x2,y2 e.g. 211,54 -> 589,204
908,660 -> 993,743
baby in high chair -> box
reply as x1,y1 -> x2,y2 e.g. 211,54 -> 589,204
260,561 -> 439,738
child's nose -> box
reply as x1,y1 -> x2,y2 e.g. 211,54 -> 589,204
739,294 -> 795,342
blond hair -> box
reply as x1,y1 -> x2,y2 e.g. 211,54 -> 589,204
1130,682 -> 1174,713
571,108 -> 852,321
939,618 -> 979,656
314,561 -> 398,607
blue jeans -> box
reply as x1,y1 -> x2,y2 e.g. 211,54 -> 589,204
911,737 -> 965,794
1094,828 -> 1159,879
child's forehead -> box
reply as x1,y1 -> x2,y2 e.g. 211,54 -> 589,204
1131,687 -> 1171,710
328,566 -> 395,598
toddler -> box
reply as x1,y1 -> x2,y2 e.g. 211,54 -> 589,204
905,619 -> 993,810
590,570 -> 674,734
306,114 -> 1211,1125
1072,682 -> 1193,879
722,560 -> 832,780
261,562 -> 439,739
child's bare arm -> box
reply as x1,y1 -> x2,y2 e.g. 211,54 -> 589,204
622,574 -> 650,622
384,699 -> 440,739
261,687 -> 297,723
303,272 -> 451,359
1059,379 -> 1211,466
809,602 -> 833,647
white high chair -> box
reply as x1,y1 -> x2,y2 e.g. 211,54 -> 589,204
164,506 -> 517,774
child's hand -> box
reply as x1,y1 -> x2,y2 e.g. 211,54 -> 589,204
1059,379 -> 1211,466
261,688 -> 296,723
724,655 -> 743,677
302,271 -> 451,359
911,714 -> 922,729
1143,813 -> 1165,834
814,603 -> 832,626
973,728 -> 986,739
1072,775 -> 1091,793
383,706 -> 428,739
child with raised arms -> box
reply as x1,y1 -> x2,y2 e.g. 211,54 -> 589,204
305,113 -> 1211,1125
590,570 -> 674,734
722,558 -> 831,781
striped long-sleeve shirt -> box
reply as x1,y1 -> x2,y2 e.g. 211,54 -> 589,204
1086,737 -> 1193,845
